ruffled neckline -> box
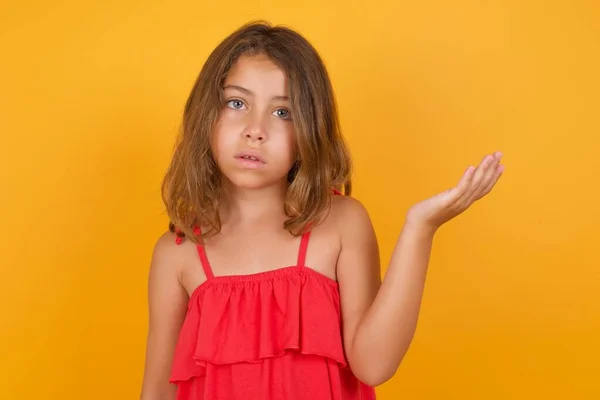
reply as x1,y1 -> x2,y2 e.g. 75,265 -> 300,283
189,264 -> 339,299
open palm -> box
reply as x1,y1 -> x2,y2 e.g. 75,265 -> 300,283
406,152 -> 505,231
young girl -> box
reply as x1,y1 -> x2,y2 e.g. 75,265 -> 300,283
140,21 -> 504,400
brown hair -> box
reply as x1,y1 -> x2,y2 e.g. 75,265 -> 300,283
162,20 -> 352,242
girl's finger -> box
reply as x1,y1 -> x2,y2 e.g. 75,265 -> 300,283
448,164 -> 476,203
469,154 -> 495,194
456,165 -> 476,194
475,164 -> 504,200
469,152 -> 502,202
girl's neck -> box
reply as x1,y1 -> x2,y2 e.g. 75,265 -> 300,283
219,181 -> 288,227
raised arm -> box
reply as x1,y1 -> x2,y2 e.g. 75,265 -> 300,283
140,232 -> 189,400
337,152 -> 504,387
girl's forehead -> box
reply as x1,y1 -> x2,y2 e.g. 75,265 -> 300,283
228,55 -> 284,79
224,55 -> 289,97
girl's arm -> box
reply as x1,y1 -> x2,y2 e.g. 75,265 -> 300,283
140,233 -> 189,400
337,152 -> 504,387
336,207 -> 434,386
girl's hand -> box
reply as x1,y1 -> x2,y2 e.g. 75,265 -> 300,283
406,151 -> 505,232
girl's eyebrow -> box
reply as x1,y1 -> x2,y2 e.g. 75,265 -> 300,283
223,84 -> 288,101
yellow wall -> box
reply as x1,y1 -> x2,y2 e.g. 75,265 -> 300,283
1,1 -> 598,398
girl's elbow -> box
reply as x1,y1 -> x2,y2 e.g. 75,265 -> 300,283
351,359 -> 401,387
347,343 -> 408,387
356,369 -> 395,388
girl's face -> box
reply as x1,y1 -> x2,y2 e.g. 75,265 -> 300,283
211,53 -> 297,191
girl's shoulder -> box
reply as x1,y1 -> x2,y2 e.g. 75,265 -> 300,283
152,229 -> 191,257
328,192 -> 373,231
149,229 -> 200,281
310,193 -> 375,254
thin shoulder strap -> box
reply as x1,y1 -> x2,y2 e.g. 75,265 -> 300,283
194,226 -> 215,280
296,188 -> 342,267
297,230 -> 311,268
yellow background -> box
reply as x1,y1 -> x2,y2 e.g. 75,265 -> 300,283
1,1 -> 598,399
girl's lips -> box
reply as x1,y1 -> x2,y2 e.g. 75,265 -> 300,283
235,153 -> 266,169
235,150 -> 265,163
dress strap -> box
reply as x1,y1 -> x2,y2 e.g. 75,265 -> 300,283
296,189 -> 341,267
194,226 -> 214,280
297,231 -> 311,268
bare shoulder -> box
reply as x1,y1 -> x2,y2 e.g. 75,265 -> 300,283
328,194 -> 374,234
152,229 -> 189,256
150,230 -> 187,274
327,194 -> 380,276
150,229 -> 207,297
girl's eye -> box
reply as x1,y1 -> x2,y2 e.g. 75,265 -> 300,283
273,108 -> 291,120
226,99 -> 245,110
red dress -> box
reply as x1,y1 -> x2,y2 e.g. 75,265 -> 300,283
169,224 -> 376,399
